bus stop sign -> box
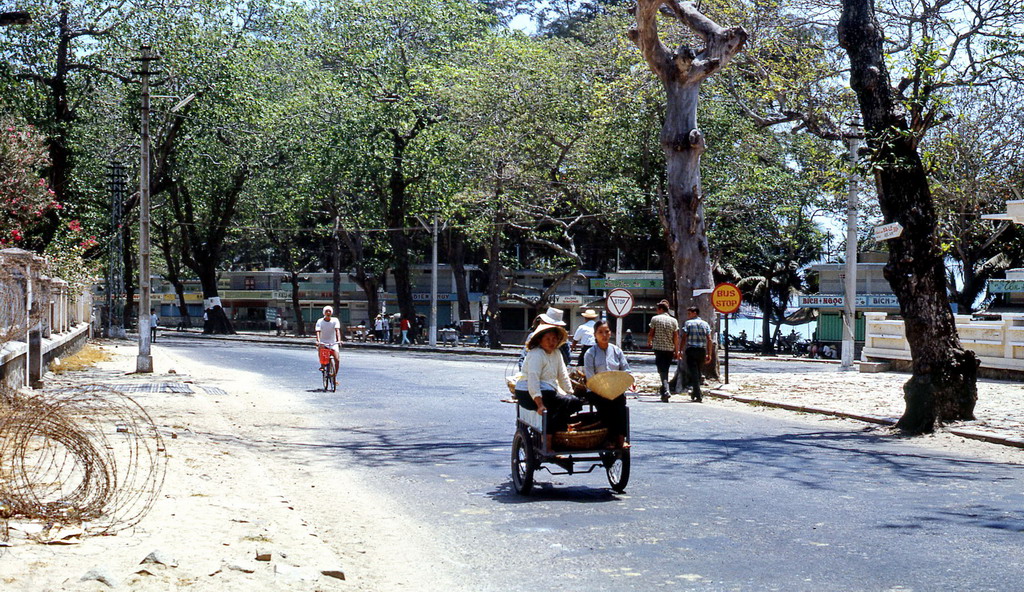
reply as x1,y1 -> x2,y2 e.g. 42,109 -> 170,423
711,283 -> 742,314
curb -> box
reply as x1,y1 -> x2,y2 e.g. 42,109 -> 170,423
706,388 -> 1024,450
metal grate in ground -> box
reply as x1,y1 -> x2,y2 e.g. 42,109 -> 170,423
70,383 -> 194,394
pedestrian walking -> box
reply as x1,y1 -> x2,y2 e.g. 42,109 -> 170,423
373,315 -> 385,342
400,316 -> 411,345
682,306 -> 712,402
572,309 -> 599,367
647,300 -> 679,402
150,308 -> 159,342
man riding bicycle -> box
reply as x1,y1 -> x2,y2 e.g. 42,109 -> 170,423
315,306 -> 342,378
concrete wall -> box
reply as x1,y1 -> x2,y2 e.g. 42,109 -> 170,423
863,312 -> 1024,376
0,248 -> 93,391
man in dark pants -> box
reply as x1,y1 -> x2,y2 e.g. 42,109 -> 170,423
682,306 -> 712,402
647,300 -> 679,402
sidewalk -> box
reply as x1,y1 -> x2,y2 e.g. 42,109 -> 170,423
168,330 -> 1024,450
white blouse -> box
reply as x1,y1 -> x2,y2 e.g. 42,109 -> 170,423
515,347 -> 572,397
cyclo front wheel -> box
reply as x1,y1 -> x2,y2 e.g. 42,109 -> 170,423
511,429 -> 535,495
605,448 -> 630,493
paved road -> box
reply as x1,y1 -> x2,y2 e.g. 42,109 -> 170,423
163,338 -> 1024,591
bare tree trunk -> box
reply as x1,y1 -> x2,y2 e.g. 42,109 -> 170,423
484,213 -> 505,349
447,230 -> 472,321
629,0 -> 746,382
332,227 -> 343,317
289,270 -> 305,337
760,281 -> 774,356
196,263 -> 234,335
121,221 -> 136,331
839,0 -> 977,433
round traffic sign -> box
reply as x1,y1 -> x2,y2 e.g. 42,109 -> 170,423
711,283 -> 742,314
606,288 -> 634,318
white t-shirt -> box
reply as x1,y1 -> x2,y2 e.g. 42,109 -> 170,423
316,317 -> 341,345
573,320 -> 596,347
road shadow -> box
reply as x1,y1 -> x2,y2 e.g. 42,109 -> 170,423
486,481 -> 623,504
634,427 -> 1024,492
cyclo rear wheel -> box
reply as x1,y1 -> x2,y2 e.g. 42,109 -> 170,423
511,429 -> 535,495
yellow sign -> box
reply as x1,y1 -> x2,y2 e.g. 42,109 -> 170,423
711,283 -> 742,314
161,293 -> 203,303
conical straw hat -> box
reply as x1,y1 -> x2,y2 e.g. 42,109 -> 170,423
586,371 -> 633,400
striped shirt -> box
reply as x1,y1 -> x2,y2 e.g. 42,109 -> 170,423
683,317 -> 711,349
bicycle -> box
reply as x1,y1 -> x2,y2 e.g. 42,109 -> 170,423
318,344 -> 337,392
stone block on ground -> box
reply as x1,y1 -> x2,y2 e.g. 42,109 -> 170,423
859,361 -> 891,373
80,567 -> 119,587
140,549 -> 178,568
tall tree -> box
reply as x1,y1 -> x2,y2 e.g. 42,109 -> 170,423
926,87 -> 1024,312
627,0 -> 747,331
837,0 -> 981,433
311,0 -> 492,326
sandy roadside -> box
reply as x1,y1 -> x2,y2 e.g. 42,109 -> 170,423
1,342 -> 464,591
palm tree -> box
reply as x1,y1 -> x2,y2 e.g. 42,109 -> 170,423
738,260 -> 806,355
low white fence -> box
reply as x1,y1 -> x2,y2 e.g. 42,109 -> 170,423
0,248 -> 93,390
863,311 -> 1024,373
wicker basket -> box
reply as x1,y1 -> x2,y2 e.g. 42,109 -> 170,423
554,427 -> 609,450
569,370 -> 588,397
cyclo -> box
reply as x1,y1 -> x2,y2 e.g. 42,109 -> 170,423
511,371 -> 631,495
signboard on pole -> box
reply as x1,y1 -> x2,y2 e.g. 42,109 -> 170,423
606,289 -> 634,318
874,221 -> 904,241
711,283 -> 742,314
606,288 -> 633,349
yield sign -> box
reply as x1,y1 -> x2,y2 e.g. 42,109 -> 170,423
606,288 -> 634,318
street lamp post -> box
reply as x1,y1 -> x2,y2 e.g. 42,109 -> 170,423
417,210 -> 446,346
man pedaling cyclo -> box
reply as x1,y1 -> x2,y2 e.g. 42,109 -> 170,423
315,306 -> 342,378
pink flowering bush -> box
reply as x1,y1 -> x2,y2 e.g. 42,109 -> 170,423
0,117 -> 56,246
44,217 -> 101,294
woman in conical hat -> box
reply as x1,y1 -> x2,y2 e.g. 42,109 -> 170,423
514,322 -> 581,446
583,320 -> 633,449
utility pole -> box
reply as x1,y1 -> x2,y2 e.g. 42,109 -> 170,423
417,210 -> 445,346
841,120 -> 861,370
134,46 -> 158,373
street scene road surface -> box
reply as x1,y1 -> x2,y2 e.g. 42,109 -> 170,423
149,338 -> 1024,591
